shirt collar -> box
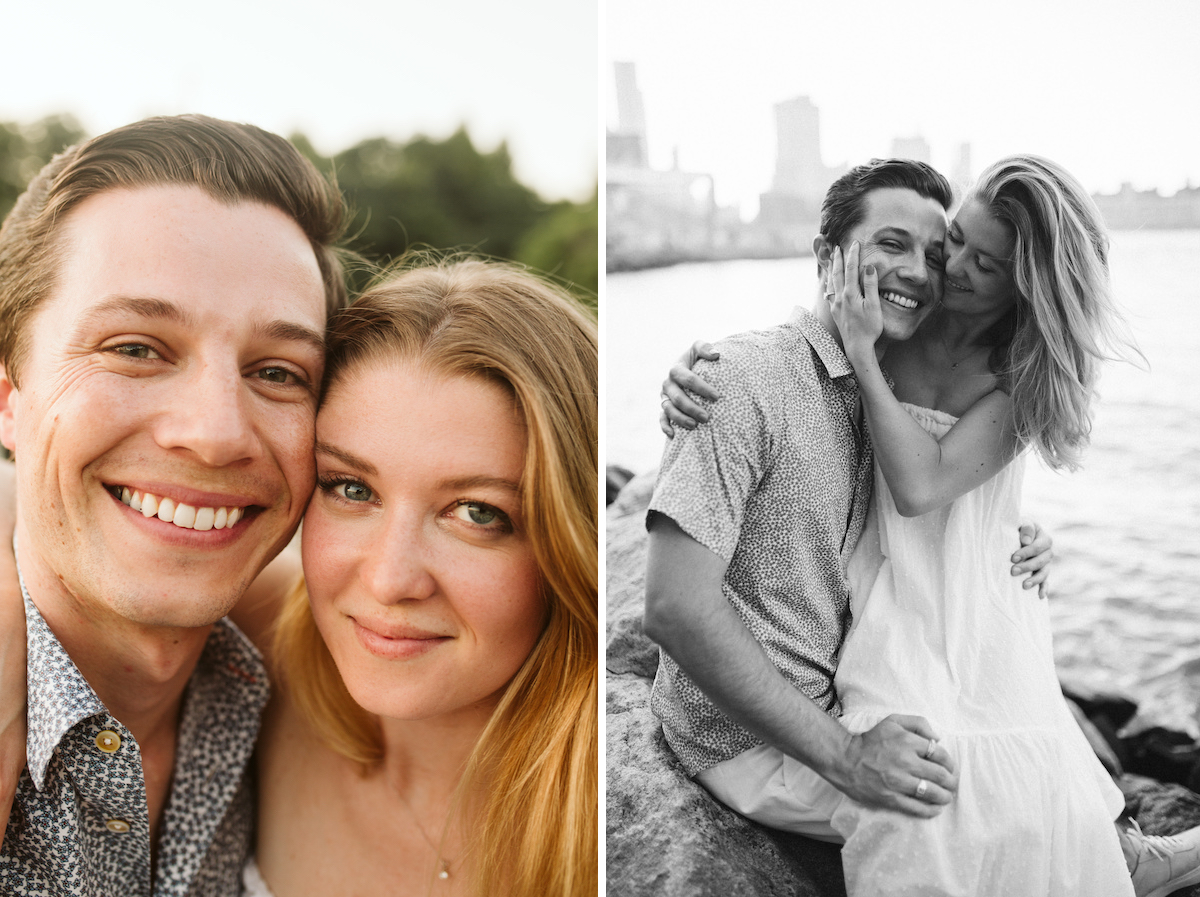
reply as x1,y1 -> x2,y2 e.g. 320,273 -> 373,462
23,586 -> 106,789
788,306 -> 855,380
20,557 -> 268,791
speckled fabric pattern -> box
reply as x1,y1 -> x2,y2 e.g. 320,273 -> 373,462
647,306 -> 874,776
1,580 -> 270,897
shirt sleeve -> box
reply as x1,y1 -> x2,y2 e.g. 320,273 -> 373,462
647,344 -> 771,563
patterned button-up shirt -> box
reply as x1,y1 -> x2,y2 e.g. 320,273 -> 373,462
648,306 -> 875,776
1,579 -> 269,896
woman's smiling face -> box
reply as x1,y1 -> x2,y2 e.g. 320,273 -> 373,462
300,357 -> 545,723
941,197 -> 1018,317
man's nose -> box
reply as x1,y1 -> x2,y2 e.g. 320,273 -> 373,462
154,362 -> 260,467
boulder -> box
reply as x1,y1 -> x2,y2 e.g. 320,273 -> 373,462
606,471 -> 844,896
606,470 -> 1200,897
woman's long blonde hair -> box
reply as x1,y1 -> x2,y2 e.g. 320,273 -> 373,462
273,256 -> 598,897
972,154 -> 1140,470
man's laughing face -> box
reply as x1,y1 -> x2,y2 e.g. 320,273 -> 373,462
0,184 -> 327,630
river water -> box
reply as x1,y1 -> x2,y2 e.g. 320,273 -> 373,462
605,229 -> 1200,737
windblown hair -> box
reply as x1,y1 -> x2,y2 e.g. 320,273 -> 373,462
0,113 -> 350,385
820,157 -> 954,248
971,154 -> 1139,470
273,256 -> 598,897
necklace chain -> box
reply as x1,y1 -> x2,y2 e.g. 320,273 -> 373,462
937,331 -> 976,369
396,788 -> 453,884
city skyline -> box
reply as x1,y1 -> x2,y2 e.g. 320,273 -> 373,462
606,0 -> 1200,215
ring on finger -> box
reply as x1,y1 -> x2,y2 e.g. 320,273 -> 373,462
914,778 -> 929,800
923,738 -> 938,760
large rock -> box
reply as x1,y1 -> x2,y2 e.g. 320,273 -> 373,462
606,471 -> 1200,897
606,471 -> 844,897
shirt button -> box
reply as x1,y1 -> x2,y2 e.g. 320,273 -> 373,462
105,818 -> 131,833
95,730 -> 121,753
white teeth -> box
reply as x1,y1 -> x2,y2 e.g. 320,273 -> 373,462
882,291 -> 918,310
115,487 -> 246,532
172,503 -> 196,528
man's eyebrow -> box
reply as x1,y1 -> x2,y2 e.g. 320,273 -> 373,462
74,295 -> 192,334
72,295 -> 326,355
255,320 -> 326,356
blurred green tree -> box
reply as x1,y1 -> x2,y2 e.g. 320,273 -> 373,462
1,118 -> 596,304
0,115 -> 87,222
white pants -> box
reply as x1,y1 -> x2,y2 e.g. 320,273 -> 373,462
695,743 -> 844,844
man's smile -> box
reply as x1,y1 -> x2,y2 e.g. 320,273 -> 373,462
880,290 -> 920,310
106,484 -> 251,531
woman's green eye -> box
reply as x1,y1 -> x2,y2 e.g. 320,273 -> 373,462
336,482 -> 373,502
451,501 -> 511,530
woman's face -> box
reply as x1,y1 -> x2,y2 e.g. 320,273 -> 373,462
301,357 -> 545,723
941,197 -> 1018,317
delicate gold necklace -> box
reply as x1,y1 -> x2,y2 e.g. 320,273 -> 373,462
396,788 -> 453,884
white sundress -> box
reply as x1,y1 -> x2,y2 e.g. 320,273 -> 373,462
828,403 -> 1132,897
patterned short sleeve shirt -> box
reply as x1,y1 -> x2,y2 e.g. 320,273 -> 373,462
1,578 -> 270,897
647,306 -> 875,776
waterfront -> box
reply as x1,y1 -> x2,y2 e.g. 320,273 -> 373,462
605,229 -> 1200,737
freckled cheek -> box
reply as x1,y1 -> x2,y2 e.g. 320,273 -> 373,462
300,510 -> 356,597
269,410 -> 318,502
458,558 -> 546,655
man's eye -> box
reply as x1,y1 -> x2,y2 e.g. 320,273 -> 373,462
113,344 -> 160,360
257,367 -> 295,384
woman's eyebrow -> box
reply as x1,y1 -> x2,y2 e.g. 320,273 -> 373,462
314,441 -> 378,476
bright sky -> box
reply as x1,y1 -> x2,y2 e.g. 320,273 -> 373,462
2,0 -> 598,202
607,0 -> 1200,215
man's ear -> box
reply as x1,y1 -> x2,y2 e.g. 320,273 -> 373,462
813,234 -> 834,273
0,365 -> 18,454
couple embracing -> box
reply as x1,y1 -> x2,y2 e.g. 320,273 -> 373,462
645,157 -> 1200,895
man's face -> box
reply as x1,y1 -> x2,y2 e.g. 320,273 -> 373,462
833,186 -> 947,343
0,185 -> 327,630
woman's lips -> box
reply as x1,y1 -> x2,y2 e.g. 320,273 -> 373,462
351,617 -> 451,660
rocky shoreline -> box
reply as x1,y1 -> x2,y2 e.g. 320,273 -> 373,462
606,470 -> 1200,896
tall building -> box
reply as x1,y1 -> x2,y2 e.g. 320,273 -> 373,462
771,96 -> 828,200
891,135 -> 932,164
952,142 -> 973,189
610,61 -> 648,169
756,96 -> 843,254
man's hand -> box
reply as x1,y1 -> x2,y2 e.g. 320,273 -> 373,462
1012,520 -> 1053,599
827,714 -> 959,818
659,341 -> 720,436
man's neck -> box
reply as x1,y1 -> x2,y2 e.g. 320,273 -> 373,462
810,294 -> 892,363
17,539 -> 210,745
